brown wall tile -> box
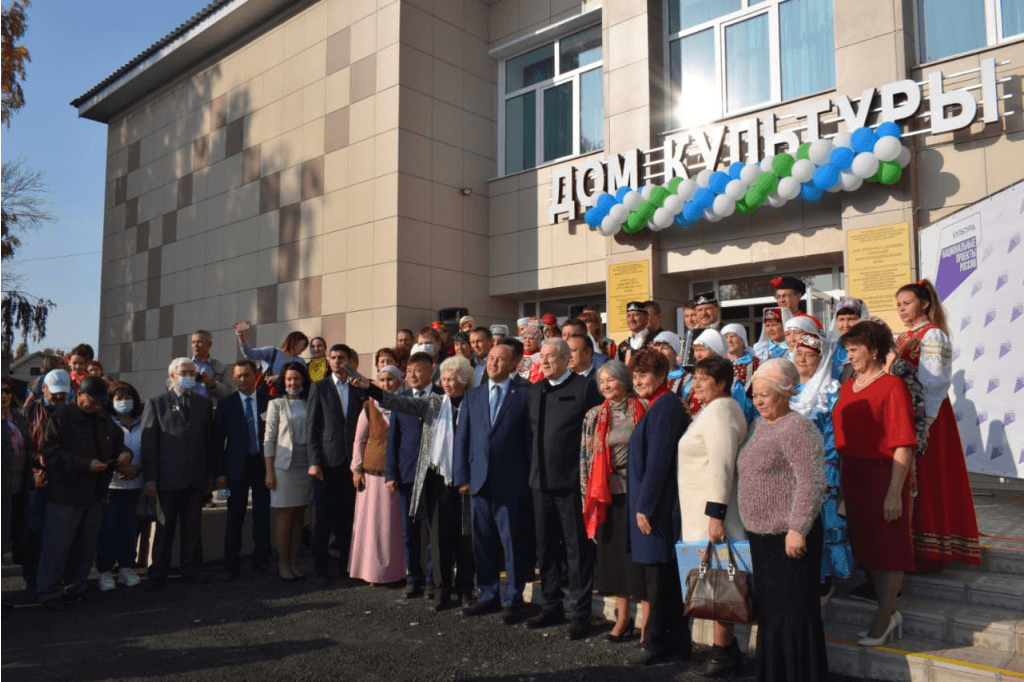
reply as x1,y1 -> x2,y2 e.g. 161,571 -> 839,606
243,144 -> 262,185
301,157 -> 324,200
211,94 -> 227,130
279,202 -> 301,244
120,342 -> 133,373
243,326 -> 257,353
299,275 -> 323,318
178,175 -> 193,208
136,221 -> 149,254
172,334 -> 189,358
132,311 -> 146,342
193,135 -> 210,171
325,107 -> 349,153
326,27 -> 351,75
114,176 -> 127,205
350,54 -> 377,103
278,240 -> 299,283
261,172 -> 281,214
159,305 -> 175,338
148,246 -> 162,281
323,312 -> 346,345
125,197 -> 138,229
257,285 -> 278,324
162,212 -> 177,244
147,277 -> 161,309
226,117 -> 245,157
127,140 -> 141,173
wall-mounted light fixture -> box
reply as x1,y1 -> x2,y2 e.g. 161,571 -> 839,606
460,187 -> 473,196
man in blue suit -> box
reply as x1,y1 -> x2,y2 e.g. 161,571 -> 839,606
385,352 -> 437,598
213,360 -> 272,581
454,341 -> 532,624
561,319 -> 607,372
469,327 -> 494,388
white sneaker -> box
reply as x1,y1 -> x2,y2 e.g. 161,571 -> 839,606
98,572 -> 116,592
117,567 -> 141,587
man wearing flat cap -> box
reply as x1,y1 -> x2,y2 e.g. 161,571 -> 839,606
616,301 -> 652,365
771,276 -> 822,329
679,291 -> 721,368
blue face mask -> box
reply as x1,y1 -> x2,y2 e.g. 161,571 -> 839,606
113,399 -> 134,415
177,376 -> 196,392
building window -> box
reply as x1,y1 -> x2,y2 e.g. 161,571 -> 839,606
916,0 -> 1024,63
502,25 -> 603,175
667,0 -> 835,129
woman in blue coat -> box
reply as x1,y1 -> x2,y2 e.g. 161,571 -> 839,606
625,348 -> 690,667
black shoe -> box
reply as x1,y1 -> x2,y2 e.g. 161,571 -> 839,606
463,598 -> 500,617
690,644 -> 741,678
501,604 -> 524,625
403,581 -> 424,599
432,595 -> 453,612
526,610 -> 566,629
41,599 -> 66,613
219,571 -> 241,583
424,582 -> 435,600
566,615 -> 590,640
63,589 -> 100,603
604,618 -> 636,643
313,571 -> 331,587
144,577 -> 165,592
627,644 -> 666,667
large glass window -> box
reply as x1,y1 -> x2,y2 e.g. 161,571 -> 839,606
667,0 -> 835,129
917,0 -> 1023,62
502,25 -> 603,175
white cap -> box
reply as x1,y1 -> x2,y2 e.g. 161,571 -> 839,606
693,329 -> 727,358
652,331 -> 681,356
516,317 -> 531,328
410,342 -> 435,356
43,369 -> 72,393
784,316 -> 819,335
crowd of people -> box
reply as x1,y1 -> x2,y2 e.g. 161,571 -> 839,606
2,275 -> 981,680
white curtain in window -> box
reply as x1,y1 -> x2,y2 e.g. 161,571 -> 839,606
780,0 -> 836,101
918,0 -> 986,62
725,14 -> 770,112
1003,0 -> 1024,38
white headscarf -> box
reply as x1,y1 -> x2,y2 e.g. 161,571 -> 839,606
790,333 -> 838,419
721,323 -> 754,356
784,316 -> 820,335
693,329 -> 727,358
755,307 -> 794,349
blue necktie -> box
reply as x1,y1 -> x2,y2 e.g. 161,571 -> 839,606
490,385 -> 501,424
244,396 -> 258,455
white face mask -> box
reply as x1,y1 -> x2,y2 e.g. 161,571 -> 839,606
286,387 -> 302,396
176,376 -> 196,392
113,399 -> 134,415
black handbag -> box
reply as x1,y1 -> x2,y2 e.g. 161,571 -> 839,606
683,540 -> 756,624
134,492 -> 164,526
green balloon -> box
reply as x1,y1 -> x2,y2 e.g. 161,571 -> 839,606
650,186 -> 671,206
878,160 -> 902,185
735,199 -> 755,215
772,153 -> 796,178
868,166 -> 883,183
796,142 -> 811,161
625,202 -> 656,232
667,177 -> 683,193
754,171 -> 779,195
744,186 -> 768,209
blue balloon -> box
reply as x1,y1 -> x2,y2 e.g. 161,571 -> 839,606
813,164 -> 840,191
800,182 -> 824,202
693,188 -> 715,210
615,186 -> 632,202
829,146 -> 855,170
851,127 -> 878,154
875,121 -> 902,139
709,171 -> 731,194
596,193 -> 616,212
584,206 -> 603,226
683,201 -> 703,222
727,162 -> 745,180
674,213 -> 689,227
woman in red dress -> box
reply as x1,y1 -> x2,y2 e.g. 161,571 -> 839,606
895,280 -> 981,570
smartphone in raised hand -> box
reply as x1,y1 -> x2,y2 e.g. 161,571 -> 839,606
233,321 -> 251,332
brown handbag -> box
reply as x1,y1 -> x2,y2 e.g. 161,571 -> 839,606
683,540 -> 756,625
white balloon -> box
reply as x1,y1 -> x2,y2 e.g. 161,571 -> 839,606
851,152 -> 880,179
739,164 -> 761,186
808,139 -> 834,166
675,178 -> 698,202
791,159 -> 816,183
653,207 -> 675,229
826,181 -> 843,193
641,185 -> 655,200
703,209 -> 722,223
873,136 -> 902,162
600,215 -> 619,235
897,145 -> 911,168
621,191 -> 643,211
662,195 -> 684,215
607,204 -> 629,224
777,176 -> 801,200
713,193 -> 736,217
760,154 -> 776,173
724,179 -> 746,201
832,131 -> 853,149
839,170 -> 863,192
647,220 -> 659,231
695,169 -> 713,188
766,192 -> 787,208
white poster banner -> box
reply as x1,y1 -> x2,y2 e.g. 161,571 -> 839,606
919,181 -> 1024,479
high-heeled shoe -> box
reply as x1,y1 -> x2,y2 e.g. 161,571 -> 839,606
603,618 -> 635,643
858,610 -> 902,638
857,611 -> 902,646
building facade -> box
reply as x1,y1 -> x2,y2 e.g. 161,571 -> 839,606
74,0 -> 1024,397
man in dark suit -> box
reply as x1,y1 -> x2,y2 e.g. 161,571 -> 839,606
566,334 -> 598,383
212,360 -> 272,581
306,344 -> 367,585
142,358 -> 215,591
525,338 -> 603,639
454,341 -> 532,623
561,319 -> 607,372
384,351 -> 437,598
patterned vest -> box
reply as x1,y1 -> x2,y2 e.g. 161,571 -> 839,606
362,401 -> 389,474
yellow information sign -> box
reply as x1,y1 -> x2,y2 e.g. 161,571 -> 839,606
846,223 -> 912,330
607,260 -> 651,336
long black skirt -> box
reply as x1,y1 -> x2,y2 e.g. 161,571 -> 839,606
747,518 -> 829,682
595,494 -> 643,598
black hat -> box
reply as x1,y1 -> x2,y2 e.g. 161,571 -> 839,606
771,276 -> 806,295
626,301 -> 649,314
694,291 -> 719,306
78,376 -> 108,402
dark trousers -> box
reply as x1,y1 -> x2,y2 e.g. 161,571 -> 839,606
22,489 -> 47,589
398,482 -> 430,584
224,456 -> 271,573
639,561 -> 685,654
472,491 -> 528,607
96,488 -> 142,574
426,470 -> 474,600
313,464 -> 355,574
532,488 -> 594,618
150,486 -> 205,580
35,501 -> 104,602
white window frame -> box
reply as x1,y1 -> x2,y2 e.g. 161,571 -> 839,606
498,24 -> 604,177
913,0 -> 1024,65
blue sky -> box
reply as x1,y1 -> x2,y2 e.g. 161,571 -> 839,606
2,0 -> 209,354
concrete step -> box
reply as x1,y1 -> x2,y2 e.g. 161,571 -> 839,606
904,568 -> 1024,610
973,545 -> 1024,577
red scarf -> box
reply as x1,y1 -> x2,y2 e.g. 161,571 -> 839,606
583,394 -> 646,539
645,380 -> 672,409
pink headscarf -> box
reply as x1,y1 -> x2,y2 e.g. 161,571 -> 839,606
752,358 -> 800,397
